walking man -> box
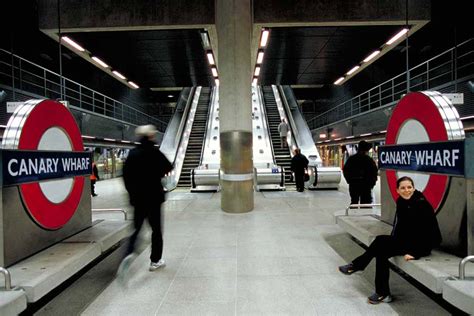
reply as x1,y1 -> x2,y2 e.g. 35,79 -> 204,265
118,124 -> 173,277
291,148 -> 309,192
343,140 -> 378,204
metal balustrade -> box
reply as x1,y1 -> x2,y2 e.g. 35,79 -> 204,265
307,38 -> 474,130
0,49 -> 167,131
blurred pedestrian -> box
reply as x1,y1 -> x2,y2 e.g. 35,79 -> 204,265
118,124 -> 173,279
90,161 -> 99,197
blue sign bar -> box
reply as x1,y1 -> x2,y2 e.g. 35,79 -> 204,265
1,150 -> 93,186
378,140 -> 464,176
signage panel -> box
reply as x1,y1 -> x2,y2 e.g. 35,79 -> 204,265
378,141 -> 464,176
2,150 -> 92,186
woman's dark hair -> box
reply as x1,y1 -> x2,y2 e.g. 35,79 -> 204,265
397,176 -> 414,188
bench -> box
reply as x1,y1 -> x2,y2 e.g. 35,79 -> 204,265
0,219 -> 133,314
335,207 -> 474,313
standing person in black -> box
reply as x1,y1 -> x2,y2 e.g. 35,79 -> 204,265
118,124 -> 173,278
291,148 -> 309,192
343,140 -> 378,204
338,176 -> 442,304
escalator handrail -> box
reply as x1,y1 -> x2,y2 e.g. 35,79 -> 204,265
278,85 -> 301,148
171,86 -> 196,165
258,86 -> 277,165
271,85 -> 299,156
199,87 -> 215,165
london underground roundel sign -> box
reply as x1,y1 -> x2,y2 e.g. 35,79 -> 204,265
385,91 -> 464,211
2,99 -> 86,230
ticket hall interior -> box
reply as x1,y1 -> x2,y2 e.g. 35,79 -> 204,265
0,0 -> 474,314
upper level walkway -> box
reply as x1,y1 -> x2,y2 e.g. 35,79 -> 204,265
41,177 -> 455,315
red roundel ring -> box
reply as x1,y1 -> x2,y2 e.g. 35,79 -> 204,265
17,100 -> 84,230
385,92 -> 448,211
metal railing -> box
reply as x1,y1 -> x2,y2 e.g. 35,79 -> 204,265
458,255 -> 474,280
0,49 -> 167,131
307,38 -> 474,130
0,267 -> 12,290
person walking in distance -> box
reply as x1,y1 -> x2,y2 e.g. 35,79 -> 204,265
90,161 -> 99,197
118,124 -> 173,277
343,140 -> 378,204
291,148 -> 309,192
278,119 -> 289,148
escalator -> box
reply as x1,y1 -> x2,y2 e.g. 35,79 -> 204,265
176,87 -> 211,188
262,86 -> 293,186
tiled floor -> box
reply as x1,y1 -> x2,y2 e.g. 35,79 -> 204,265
82,178 -> 450,315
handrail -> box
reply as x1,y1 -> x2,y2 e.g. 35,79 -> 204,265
345,203 -> 382,216
0,267 -> 12,290
0,48 -> 167,130
278,85 -> 300,148
272,85 -> 298,156
306,38 -> 473,130
458,255 -> 474,280
92,208 -> 128,220
172,87 -> 195,165
199,87 -> 213,165
256,85 -> 276,164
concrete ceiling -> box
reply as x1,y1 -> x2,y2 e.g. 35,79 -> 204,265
35,0 -> 431,94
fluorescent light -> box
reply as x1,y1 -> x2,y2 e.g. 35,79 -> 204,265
252,77 -> 258,85
200,32 -> 210,49
254,66 -> 261,76
260,29 -> 269,47
207,52 -> 215,65
346,136 -> 355,139
363,50 -> 380,63
257,51 -> 264,64
360,133 -> 371,136
128,81 -> 139,89
215,78 -> 220,86
112,70 -> 126,80
211,67 -> 218,77
319,133 -> 327,138
168,94 -> 174,98
334,77 -> 344,85
386,28 -> 409,45
346,66 -> 360,75
62,36 -> 85,52
91,56 -> 109,68
82,135 -> 95,139
104,138 -> 116,141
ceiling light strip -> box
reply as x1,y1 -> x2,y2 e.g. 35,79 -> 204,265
333,27 -> 410,86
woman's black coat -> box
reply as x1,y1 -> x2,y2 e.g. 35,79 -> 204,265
391,190 -> 442,258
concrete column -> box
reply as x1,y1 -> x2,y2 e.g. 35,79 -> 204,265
216,0 -> 253,213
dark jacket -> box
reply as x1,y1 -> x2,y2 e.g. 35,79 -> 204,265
291,153 -> 309,173
123,137 -> 173,206
343,152 -> 378,187
391,190 -> 442,258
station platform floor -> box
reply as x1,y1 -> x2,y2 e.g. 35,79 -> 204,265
71,177 -> 454,315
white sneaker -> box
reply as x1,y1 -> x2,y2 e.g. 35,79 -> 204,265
149,259 -> 166,271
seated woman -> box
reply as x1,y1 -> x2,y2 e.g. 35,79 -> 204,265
338,176 -> 442,304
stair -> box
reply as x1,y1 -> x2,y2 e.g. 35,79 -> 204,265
262,86 -> 294,188
177,88 -> 211,188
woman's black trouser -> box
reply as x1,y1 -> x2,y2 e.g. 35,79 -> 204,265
351,235 -> 405,295
127,202 -> 163,263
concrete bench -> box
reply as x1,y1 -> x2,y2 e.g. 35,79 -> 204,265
0,290 -> 27,316
335,213 -> 474,295
2,219 -> 133,304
